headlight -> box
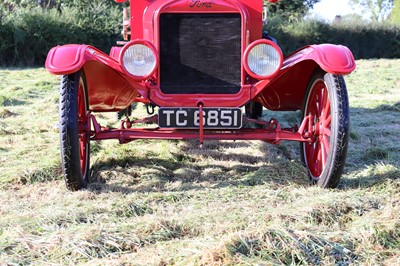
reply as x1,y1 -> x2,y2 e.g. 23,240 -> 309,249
120,40 -> 158,80
243,40 -> 283,79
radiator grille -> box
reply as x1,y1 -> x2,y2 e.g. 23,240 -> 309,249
159,13 -> 242,94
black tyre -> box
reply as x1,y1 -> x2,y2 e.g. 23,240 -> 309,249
245,101 -> 263,119
59,71 -> 90,191
300,70 -> 349,188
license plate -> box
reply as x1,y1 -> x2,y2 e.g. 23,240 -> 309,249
158,107 -> 242,129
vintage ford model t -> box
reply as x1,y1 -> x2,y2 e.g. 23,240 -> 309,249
45,0 -> 356,191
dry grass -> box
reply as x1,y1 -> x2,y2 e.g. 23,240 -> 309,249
0,60 -> 399,265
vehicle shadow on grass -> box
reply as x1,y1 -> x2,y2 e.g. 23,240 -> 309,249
0,98 -> 27,107
338,104 -> 400,190
88,103 -> 400,194
339,167 -> 400,190
88,140 -> 310,194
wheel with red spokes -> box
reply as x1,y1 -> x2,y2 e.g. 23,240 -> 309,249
300,70 -> 349,188
59,70 -> 90,191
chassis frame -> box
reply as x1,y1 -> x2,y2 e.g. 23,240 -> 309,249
87,110 -> 315,145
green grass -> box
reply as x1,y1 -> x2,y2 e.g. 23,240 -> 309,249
0,60 -> 400,265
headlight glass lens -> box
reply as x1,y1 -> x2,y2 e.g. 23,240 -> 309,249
122,44 -> 156,77
247,44 -> 281,77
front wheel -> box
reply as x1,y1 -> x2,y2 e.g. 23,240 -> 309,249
300,70 -> 349,188
59,71 -> 90,191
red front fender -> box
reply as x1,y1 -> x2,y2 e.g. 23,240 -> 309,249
45,44 -> 124,75
45,45 -> 148,111
283,44 -> 356,75
46,45 -> 87,75
253,44 -> 355,111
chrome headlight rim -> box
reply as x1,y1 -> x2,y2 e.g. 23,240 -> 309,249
243,39 -> 283,80
120,40 -> 159,80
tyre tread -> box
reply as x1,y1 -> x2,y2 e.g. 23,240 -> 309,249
59,73 -> 88,191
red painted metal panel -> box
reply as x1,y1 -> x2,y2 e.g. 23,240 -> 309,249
130,0 -> 262,41
46,45 -> 88,75
137,0 -> 263,107
109,46 -> 122,61
45,44 -> 147,111
253,44 -> 356,111
83,61 -> 139,111
282,44 -> 356,76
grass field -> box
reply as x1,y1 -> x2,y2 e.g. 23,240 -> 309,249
0,60 -> 399,265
